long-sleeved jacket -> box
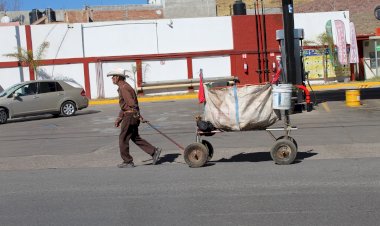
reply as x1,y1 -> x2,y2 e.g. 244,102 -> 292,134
117,81 -> 139,118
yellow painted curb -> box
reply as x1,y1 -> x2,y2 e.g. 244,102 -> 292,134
309,82 -> 380,91
89,99 -> 118,105
139,93 -> 197,102
89,93 -> 198,106
89,82 -> 380,106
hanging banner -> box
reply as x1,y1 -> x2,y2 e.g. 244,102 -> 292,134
349,22 -> 359,64
95,62 -> 105,99
325,20 -> 336,67
334,20 -> 348,65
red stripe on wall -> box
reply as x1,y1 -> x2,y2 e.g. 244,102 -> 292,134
25,25 -> 35,80
230,55 -> 237,77
83,62 -> 91,99
42,58 -> 89,65
136,59 -> 143,88
1,49 -> 280,70
187,57 -> 193,79
0,62 -> 20,68
358,40 -> 365,80
187,57 -> 194,92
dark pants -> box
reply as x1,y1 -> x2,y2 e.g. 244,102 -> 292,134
119,113 -> 155,163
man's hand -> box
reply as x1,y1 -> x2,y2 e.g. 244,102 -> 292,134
139,115 -> 148,123
114,117 -> 122,127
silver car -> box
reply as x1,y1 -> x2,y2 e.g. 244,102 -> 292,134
0,80 -> 89,124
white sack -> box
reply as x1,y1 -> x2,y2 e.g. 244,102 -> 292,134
204,84 -> 279,131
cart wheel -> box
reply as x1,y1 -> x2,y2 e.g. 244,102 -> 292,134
202,140 -> 214,161
270,139 -> 297,165
184,143 -> 209,168
276,136 -> 298,149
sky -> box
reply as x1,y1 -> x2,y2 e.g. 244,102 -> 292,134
11,0 -> 147,11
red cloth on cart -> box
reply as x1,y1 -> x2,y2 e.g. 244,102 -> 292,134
198,70 -> 206,104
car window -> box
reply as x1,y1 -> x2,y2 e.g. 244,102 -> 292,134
14,83 -> 38,96
0,83 -> 22,97
56,82 -> 64,91
39,82 -> 58,94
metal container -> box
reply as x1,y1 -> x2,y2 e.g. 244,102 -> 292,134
346,89 -> 361,107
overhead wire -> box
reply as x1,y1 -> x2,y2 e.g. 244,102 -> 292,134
52,27 -> 70,76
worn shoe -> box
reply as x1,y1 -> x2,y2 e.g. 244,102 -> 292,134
117,162 -> 135,168
152,148 -> 162,165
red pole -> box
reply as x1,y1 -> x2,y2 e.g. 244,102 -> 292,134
25,25 -> 35,80
135,60 -> 144,95
187,57 -> 194,92
83,61 -> 91,99
350,63 -> 355,81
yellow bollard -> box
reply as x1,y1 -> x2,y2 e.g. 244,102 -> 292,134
345,89 -> 361,107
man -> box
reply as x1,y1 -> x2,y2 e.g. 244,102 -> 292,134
108,68 -> 161,168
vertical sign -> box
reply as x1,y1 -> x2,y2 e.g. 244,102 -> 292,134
334,20 -> 348,65
349,22 -> 359,64
325,20 -> 335,66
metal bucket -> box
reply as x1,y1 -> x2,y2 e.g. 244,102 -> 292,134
272,84 -> 292,110
346,89 -> 361,107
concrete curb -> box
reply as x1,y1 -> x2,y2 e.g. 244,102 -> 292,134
309,81 -> 380,91
89,82 -> 380,106
90,93 -> 198,105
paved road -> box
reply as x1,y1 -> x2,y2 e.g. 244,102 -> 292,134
1,92 -> 380,170
1,158 -> 380,226
1,91 -> 380,225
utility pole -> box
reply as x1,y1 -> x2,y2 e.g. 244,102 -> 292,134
281,0 -> 296,84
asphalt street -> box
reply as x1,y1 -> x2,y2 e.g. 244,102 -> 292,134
1,158 -> 380,226
1,89 -> 380,225
1,90 -> 380,169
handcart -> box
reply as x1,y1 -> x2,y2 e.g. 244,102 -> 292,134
183,81 -> 301,168
184,112 -> 298,168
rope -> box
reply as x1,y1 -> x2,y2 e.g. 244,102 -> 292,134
233,84 -> 240,130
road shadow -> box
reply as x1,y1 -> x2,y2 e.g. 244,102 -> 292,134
75,110 -> 101,116
149,150 -> 317,166
313,87 -> 380,103
213,150 -> 317,165
7,110 -> 101,124
156,153 -> 181,165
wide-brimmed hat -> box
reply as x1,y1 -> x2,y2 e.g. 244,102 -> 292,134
107,68 -> 128,77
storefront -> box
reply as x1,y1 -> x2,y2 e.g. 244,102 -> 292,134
363,36 -> 380,79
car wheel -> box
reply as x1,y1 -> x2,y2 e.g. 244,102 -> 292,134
0,108 -> 8,124
60,101 -> 76,117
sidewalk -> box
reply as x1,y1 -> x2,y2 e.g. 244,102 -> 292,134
89,81 -> 380,106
